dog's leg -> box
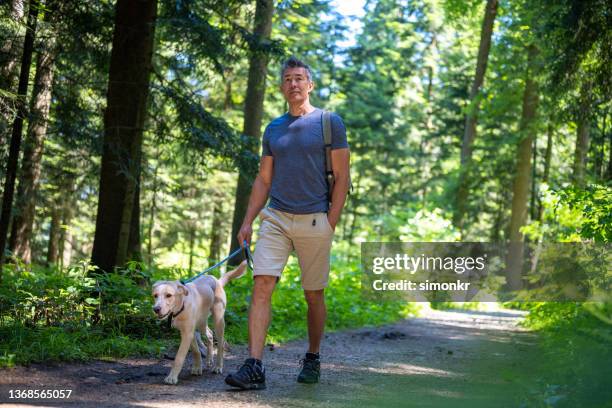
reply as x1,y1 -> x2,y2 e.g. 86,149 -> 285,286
201,323 -> 214,369
164,329 -> 193,385
212,304 -> 226,374
194,330 -> 207,357
190,336 -> 203,376
195,326 -> 212,369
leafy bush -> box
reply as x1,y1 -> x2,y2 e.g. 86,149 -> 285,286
0,261 -> 172,365
523,183 -> 612,243
0,261 -> 98,328
556,184 -> 612,243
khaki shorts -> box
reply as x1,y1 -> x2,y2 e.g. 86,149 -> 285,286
253,207 -> 334,290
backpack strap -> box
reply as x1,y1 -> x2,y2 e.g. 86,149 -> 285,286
322,110 -> 335,202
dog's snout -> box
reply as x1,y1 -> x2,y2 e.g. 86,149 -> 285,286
153,306 -> 161,314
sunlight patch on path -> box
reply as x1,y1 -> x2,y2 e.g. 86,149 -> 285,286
368,363 -> 460,378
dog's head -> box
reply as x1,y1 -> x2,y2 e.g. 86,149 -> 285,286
151,280 -> 189,319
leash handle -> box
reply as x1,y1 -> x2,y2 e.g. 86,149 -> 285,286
243,239 -> 253,271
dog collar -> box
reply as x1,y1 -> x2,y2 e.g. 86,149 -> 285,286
166,302 -> 185,329
172,302 -> 185,319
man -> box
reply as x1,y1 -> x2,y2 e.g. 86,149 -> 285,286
225,56 -> 350,390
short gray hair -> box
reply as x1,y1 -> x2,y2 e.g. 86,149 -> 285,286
280,56 -> 313,82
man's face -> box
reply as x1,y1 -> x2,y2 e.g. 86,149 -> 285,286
281,67 -> 314,104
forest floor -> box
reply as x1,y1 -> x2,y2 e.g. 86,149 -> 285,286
0,308 -> 550,408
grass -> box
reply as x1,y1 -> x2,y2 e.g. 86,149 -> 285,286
0,324 -> 170,367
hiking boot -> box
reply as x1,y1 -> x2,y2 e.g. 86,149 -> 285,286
225,358 -> 266,390
297,352 -> 320,384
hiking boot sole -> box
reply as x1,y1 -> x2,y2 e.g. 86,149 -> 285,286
225,376 -> 266,390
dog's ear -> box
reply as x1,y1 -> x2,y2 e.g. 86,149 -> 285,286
178,283 -> 189,297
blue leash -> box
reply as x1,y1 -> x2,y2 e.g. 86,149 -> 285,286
181,240 -> 253,284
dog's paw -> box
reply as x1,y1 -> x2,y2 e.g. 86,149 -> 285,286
164,374 -> 179,385
191,366 -> 203,376
206,359 -> 214,369
212,366 -> 223,374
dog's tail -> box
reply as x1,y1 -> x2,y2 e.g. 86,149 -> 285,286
219,260 -> 247,287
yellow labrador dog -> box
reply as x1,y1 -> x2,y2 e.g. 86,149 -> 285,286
152,261 -> 246,384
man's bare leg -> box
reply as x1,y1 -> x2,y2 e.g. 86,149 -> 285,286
248,275 -> 277,359
304,289 -> 326,353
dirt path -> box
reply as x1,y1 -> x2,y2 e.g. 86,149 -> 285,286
1,308 -> 541,408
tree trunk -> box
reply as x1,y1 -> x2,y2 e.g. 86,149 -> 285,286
147,159 -> 158,268
0,0 -> 26,156
126,177 -> 142,262
454,0 -> 498,230
91,0 -> 157,273
490,190 -> 505,242
592,110 -> 606,180
210,64 -> 233,267
529,134 -> 538,221
419,64 -> 434,203
228,0 -> 274,266
543,123 -> 553,184
208,201 -> 223,266
10,0 -> 25,19
9,25 -> 56,263
0,0 -> 39,274
119,138 -> 142,265
572,115 -> 590,186
223,68 -> 233,111
607,119 -> 612,181
537,122 -> 553,220
345,174 -> 361,244
0,0 -> 25,92
59,188 -> 75,269
46,166 -> 76,269
46,201 -> 60,266
506,45 -> 539,290
425,65 -> 434,129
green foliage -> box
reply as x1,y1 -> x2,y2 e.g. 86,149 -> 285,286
0,262 -> 172,364
0,324 -> 167,365
0,261 -> 98,328
441,0 -> 482,24
535,0 -> 612,101
0,260 -> 160,335
523,183 -> 612,243
519,302 -> 612,406
0,351 -> 16,368
522,302 -> 606,331
556,184 -> 612,243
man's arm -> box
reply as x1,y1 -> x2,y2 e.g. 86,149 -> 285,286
238,155 -> 274,246
327,148 -> 350,230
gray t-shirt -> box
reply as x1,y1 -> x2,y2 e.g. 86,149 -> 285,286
262,108 -> 349,214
